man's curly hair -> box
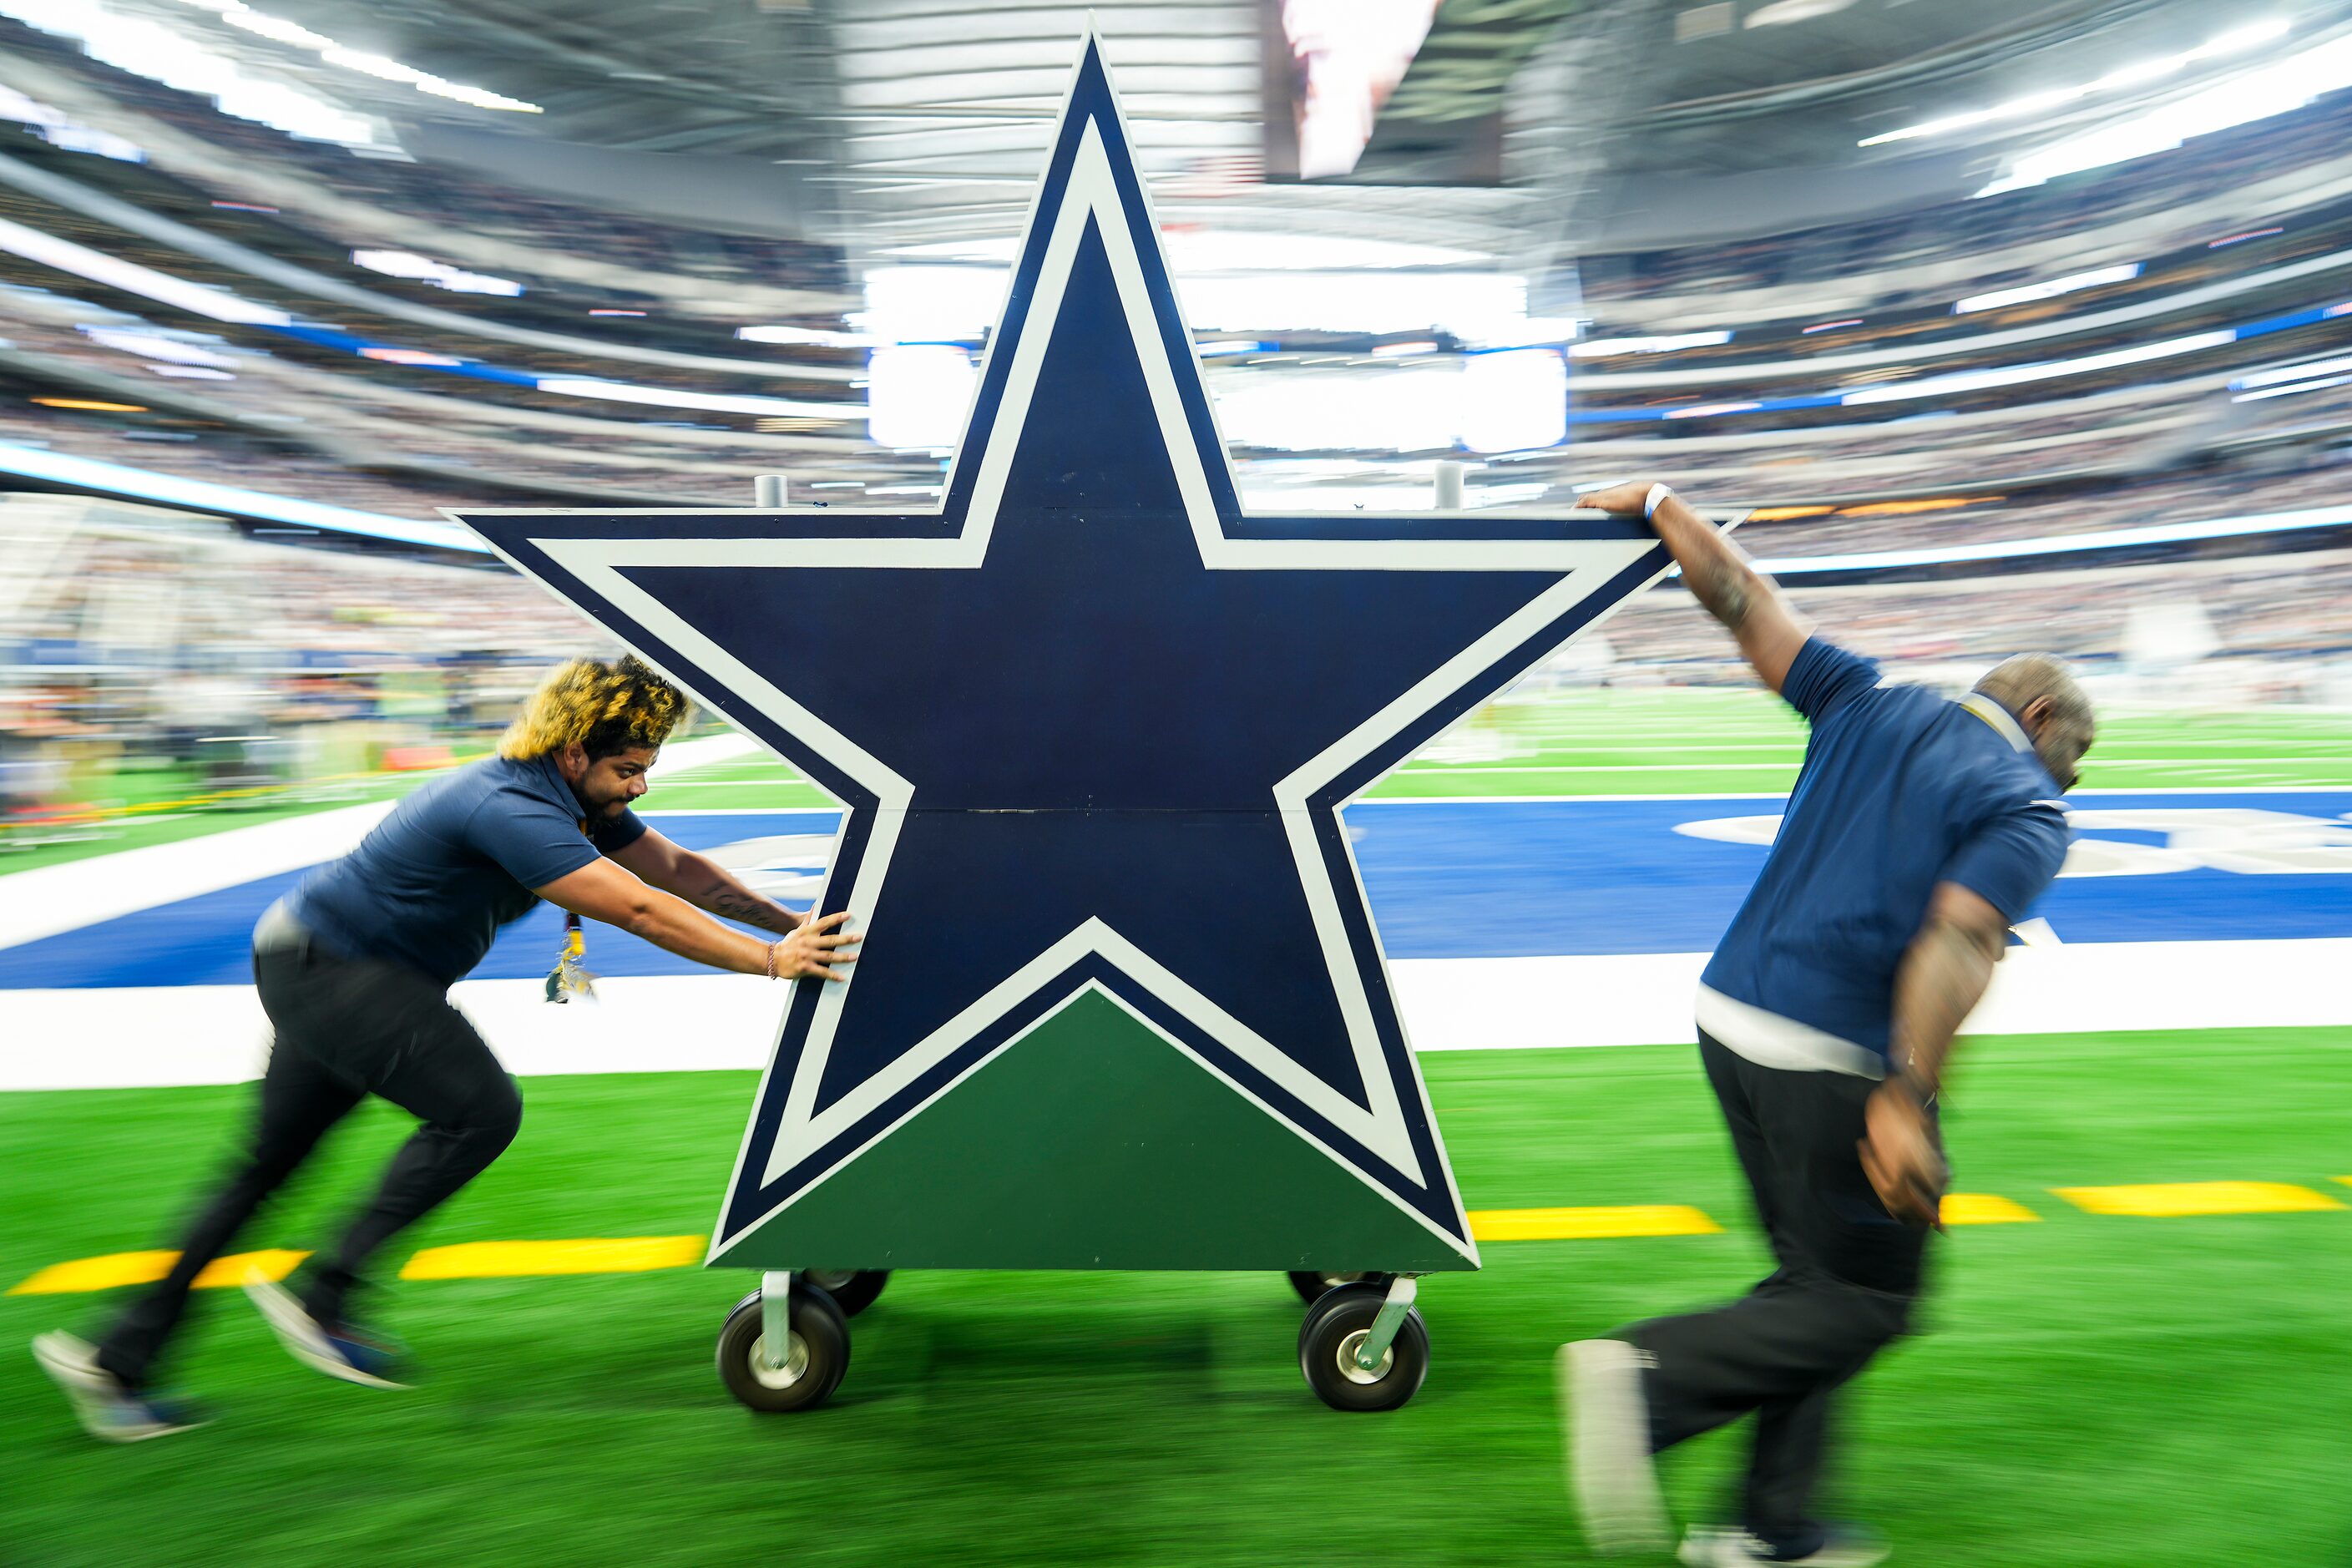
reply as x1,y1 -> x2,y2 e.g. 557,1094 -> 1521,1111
498,655 -> 690,762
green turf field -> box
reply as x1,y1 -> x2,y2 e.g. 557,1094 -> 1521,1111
13,691 -> 2352,869
5,688 -> 2349,1564
3,1031 -> 2346,1565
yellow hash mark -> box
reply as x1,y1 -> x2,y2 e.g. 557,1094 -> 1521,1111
8,1248 -> 306,1296
2052,1181 -> 2343,1217
1940,1192 -> 2038,1226
399,1237 -> 703,1281
1469,1205 -> 1722,1242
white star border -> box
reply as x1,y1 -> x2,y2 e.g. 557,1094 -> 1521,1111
452,31 -> 1737,1268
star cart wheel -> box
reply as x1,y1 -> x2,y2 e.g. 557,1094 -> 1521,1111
1287,1270 -> 1381,1307
716,1282 -> 849,1413
802,1270 -> 890,1318
1297,1282 -> 1429,1413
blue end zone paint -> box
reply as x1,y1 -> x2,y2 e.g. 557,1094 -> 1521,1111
1350,793 -> 2352,956
3,792 -> 2348,989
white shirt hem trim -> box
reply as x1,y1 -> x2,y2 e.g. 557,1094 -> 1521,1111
1694,984 -> 1886,1079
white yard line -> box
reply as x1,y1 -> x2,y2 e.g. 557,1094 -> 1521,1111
1358,785 -> 2352,805
8,938 -> 2346,1091
1400,762 -> 1805,774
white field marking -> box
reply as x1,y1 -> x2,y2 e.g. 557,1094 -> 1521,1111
1399,762 -> 1803,774
9,938 -> 2348,1092
1355,786 -> 2352,804
0,731 -> 761,951
0,799 -> 398,953
1489,741 -> 2352,755
1394,757 -> 2352,776
640,807 -> 834,817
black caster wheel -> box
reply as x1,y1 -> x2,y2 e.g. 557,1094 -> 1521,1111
802,1269 -> 891,1318
1287,1270 -> 1383,1307
716,1281 -> 849,1412
1297,1282 -> 1428,1413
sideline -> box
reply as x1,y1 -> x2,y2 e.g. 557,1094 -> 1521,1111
6,938 -> 2345,1092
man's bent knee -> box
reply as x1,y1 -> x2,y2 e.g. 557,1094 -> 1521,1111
438,1071 -> 522,1158
475,1074 -> 523,1152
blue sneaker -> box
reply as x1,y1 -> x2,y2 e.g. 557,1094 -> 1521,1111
242,1270 -> 407,1388
32,1332 -> 207,1443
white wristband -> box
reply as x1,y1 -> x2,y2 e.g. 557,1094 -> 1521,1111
1642,483 -> 1673,521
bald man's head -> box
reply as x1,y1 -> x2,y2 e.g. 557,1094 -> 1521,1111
1975,653 -> 2095,790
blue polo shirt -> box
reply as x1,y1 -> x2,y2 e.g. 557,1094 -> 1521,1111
281,752 -> 646,987
1697,638 -> 2070,1071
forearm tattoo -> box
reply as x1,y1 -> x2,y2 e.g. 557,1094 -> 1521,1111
710,887 -> 797,934
1892,917 -> 1999,1086
1696,557 -> 1755,632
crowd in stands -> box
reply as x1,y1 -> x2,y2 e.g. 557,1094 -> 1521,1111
1586,552 -> 2352,676
1576,86 -> 2352,312
0,18 -> 849,301
0,497 -> 624,843
1,0 -> 2347,848
0,176 -> 862,420
0,120 -> 860,371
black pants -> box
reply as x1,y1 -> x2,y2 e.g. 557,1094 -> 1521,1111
96,930 -> 521,1388
1621,1031 -> 1932,1549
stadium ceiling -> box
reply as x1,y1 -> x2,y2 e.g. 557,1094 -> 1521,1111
109,0 -> 2352,269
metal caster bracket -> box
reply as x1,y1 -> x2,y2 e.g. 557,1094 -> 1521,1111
1353,1274 -> 1418,1372
761,1270 -> 793,1371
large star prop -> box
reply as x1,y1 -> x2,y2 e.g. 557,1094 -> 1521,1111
454,34 -> 1722,1274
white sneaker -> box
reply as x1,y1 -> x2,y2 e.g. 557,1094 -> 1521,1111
242,1270 -> 406,1389
1559,1338 -> 1671,1555
32,1332 -> 206,1443
1681,1524 -> 1891,1566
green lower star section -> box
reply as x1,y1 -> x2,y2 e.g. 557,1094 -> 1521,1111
715,989 -> 1475,1273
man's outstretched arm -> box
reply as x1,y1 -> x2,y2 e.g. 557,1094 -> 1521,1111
1576,480 -> 1811,695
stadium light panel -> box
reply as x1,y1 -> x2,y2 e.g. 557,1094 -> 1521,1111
2228,352 -> 2352,390
1954,264 -> 2142,315
1183,272 -> 1529,337
738,325 -> 875,348
1569,331 -> 1732,357
1976,28 -> 2352,196
1211,367 -> 1455,452
350,249 -> 524,297
2231,372 -> 2352,402
0,438 -> 483,551
1859,17 -> 2290,147
0,213 -> 292,326
865,345 -> 978,450
534,377 -> 857,421
1838,331 -> 2233,405
1459,349 -> 1568,453
862,266 -> 1540,344
1752,503 -> 2352,575
0,0 -> 380,143
889,234 -> 1500,272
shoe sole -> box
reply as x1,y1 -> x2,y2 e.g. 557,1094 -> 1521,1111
1679,1530 -> 1739,1567
1679,1528 -> 1891,1568
1560,1338 -> 1671,1555
241,1272 -> 406,1389
31,1333 -> 201,1444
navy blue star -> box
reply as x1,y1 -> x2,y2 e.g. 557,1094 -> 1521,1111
455,36 -> 1687,1266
